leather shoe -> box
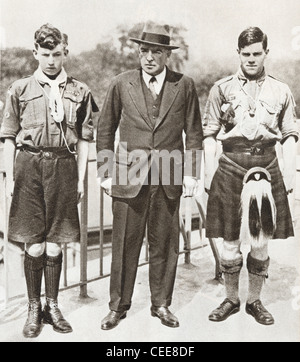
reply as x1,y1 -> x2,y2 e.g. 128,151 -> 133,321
43,300 -> 73,333
208,298 -> 240,322
23,300 -> 43,338
101,311 -> 127,330
246,300 -> 274,325
151,306 -> 179,328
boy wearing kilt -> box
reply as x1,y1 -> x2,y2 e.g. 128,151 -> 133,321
203,27 -> 298,325
0,24 -> 98,338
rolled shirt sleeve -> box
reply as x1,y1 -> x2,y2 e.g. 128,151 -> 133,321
0,85 -> 21,140
279,86 -> 299,144
76,90 -> 99,142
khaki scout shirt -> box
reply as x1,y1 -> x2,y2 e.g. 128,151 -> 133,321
0,74 -> 98,147
203,69 -> 298,148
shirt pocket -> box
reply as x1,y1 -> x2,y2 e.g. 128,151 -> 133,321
63,93 -> 83,129
19,94 -> 45,129
260,100 -> 281,128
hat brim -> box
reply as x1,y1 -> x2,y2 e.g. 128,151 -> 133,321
130,38 -> 179,50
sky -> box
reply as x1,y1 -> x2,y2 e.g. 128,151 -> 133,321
1,0 -> 300,63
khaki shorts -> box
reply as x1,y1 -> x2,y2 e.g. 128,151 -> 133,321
8,149 -> 80,244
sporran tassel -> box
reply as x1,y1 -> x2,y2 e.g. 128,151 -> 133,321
240,168 -> 276,248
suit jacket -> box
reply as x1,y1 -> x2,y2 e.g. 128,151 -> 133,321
96,67 -> 203,199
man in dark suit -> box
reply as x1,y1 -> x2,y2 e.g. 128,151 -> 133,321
97,21 -> 203,330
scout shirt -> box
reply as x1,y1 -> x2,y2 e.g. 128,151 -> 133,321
0,71 -> 98,148
203,68 -> 298,149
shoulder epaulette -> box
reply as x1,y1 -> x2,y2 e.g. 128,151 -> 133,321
215,75 -> 234,86
68,76 -> 89,90
267,74 -> 286,84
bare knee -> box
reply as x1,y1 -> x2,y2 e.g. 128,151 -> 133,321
221,239 -> 242,261
26,243 -> 46,257
46,243 -> 62,257
250,244 -> 269,261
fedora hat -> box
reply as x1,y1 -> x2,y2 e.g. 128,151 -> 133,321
130,21 -> 179,50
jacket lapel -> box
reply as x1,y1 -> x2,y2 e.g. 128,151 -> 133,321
128,70 -> 153,130
154,68 -> 180,131
127,68 -> 181,131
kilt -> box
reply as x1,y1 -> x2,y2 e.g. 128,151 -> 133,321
8,149 -> 80,244
206,152 -> 294,241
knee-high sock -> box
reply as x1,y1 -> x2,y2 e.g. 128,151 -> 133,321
247,253 -> 270,304
223,272 -> 241,304
24,251 -> 44,301
220,256 -> 243,304
44,253 -> 63,301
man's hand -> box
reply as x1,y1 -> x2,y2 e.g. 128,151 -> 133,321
99,177 -> 112,197
183,176 -> 198,198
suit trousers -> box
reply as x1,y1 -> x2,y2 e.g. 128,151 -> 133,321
109,184 -> 181,312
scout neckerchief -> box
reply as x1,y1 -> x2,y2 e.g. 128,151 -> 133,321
34,67 -> 76,154
34,66 -> 67,123
237,67 -> 266,118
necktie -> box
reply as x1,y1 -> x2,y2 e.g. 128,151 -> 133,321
149,76 -> 157,100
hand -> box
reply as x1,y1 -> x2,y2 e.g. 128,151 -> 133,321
77,180 -> 85,203
5,178 -> 14,199
283,172 -> 295,195
204,172 -> 214,193
183,176 -> 198,198
100,177 -> 112,197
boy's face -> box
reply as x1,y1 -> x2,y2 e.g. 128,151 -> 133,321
33,43 -> 68,76
238,42 -> 269,79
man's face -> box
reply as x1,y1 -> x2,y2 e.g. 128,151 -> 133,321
238,42 -> 269,79
139,44 -> 171,76
33,43 -> 68,76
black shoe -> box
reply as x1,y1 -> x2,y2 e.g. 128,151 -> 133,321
43,300 -> 73,333
208,298 -> 240,322
23,300 -> 43,338
151,306 -> 179,328
246,300 -> 274,325
101,311 -> 127,330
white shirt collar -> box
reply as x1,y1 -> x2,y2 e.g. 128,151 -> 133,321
142,67 -> 167,95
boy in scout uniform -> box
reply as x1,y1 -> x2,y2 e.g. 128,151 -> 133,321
203,27 -> 298,325
0,24 -> 98,338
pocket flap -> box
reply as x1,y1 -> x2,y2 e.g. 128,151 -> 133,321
260,100 -> 281,114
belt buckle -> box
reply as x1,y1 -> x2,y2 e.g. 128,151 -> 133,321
250,146 -> 263,155
42,151 -> 52,159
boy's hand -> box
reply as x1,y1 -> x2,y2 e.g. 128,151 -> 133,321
6,178 -> 14,199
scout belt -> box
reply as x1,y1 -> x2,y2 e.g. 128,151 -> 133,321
20,145 -> 76,158
223,144 -> 276,155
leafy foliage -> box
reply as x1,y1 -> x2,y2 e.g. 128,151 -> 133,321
1,23 -> 299,126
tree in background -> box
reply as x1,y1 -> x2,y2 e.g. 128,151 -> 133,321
0,48 -> 38,115
1,23 -> 299,125
0,22 -> 189,123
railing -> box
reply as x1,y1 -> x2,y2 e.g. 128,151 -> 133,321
2,126 -> 300,308
0,146 -> 222,308
75,156 -> 222,299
